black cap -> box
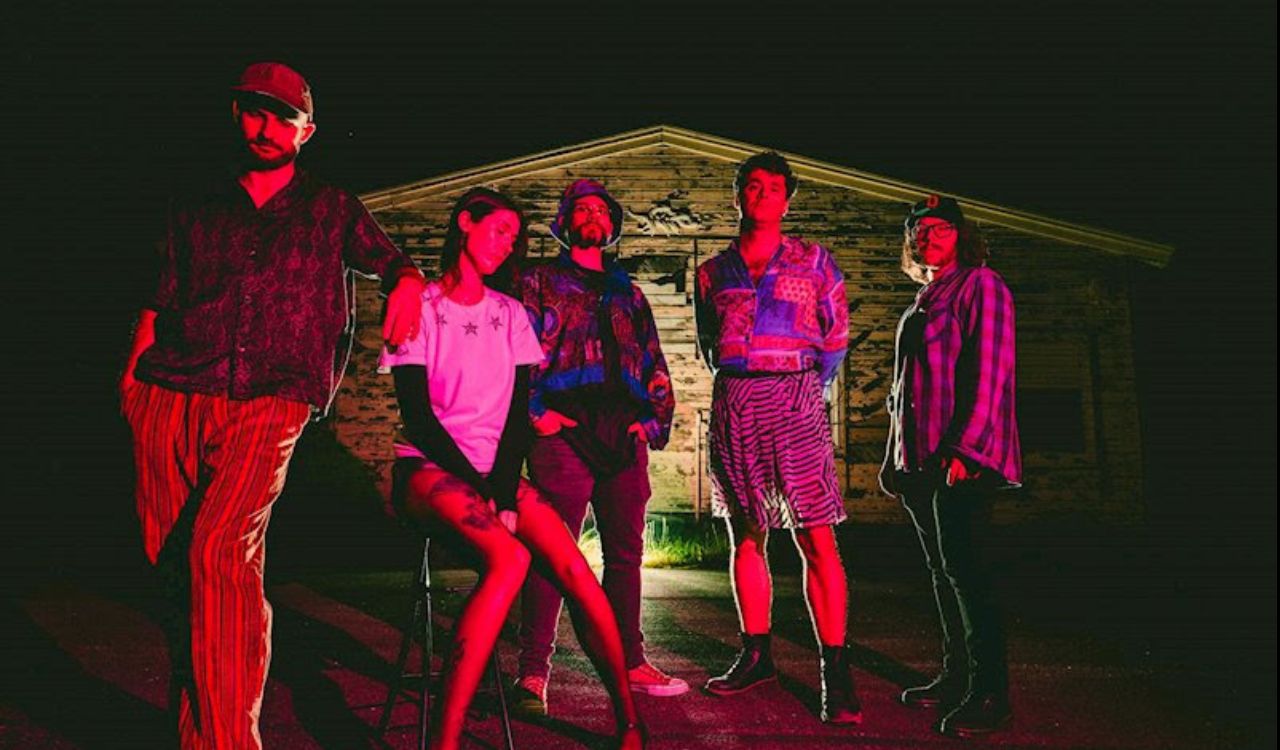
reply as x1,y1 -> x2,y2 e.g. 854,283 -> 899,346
905,194 -> 965,229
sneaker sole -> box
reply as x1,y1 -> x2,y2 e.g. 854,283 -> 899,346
703,674 -> 778,696
511,702 -> 548,718
823,709 -> 864,725
943,714 -> 1012,738
630,680 -> 690,697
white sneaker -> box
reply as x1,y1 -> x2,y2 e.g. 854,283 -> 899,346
512,674 -> 549,716
627,661 -> 690,697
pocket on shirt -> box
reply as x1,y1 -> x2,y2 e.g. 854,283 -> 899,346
923,307 -> 954,345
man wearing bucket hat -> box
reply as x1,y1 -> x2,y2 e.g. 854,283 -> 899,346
513,178 -> 686,715
118,62 -> 425,749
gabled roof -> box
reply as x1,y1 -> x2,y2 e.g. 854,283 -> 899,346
361,125 -> 1173,267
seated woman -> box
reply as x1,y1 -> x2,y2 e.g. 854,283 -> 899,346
380,187 -> 644,750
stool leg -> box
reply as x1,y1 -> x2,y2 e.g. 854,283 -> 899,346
420,542 -> 434,750
378,580 -> 423,736
491,649 -> 515,750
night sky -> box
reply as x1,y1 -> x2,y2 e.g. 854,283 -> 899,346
5,1 -> 1275,576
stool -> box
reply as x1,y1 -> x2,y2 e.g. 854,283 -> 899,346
377,537 -> 515,750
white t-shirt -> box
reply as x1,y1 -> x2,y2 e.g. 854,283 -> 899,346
378,282 -> 545,473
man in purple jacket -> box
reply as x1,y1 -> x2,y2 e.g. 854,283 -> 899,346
881,194 -> 1021,739
118,62 -> 424,749
513,179 -> 686,716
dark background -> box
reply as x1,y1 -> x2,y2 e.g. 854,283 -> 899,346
4,1 -> 1274,591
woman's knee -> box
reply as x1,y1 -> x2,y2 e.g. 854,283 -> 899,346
554,551 -> 597,588
411,479 -> 531,578
486,538 -> 532,576
473,542 -> 531,596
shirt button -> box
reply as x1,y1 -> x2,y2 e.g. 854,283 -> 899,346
243,295 -> 251,304
237,345 -> 246,353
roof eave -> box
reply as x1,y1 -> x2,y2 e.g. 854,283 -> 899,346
361,124 -> 1173,268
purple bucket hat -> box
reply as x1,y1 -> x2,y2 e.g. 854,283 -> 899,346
549,179 -> 624,249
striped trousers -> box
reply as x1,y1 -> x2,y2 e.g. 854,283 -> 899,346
123,382 -> 310,750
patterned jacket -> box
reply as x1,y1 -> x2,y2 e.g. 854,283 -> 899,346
883,265 -> 1022,489
694,236 -> 849,385
520,253 -> 675,449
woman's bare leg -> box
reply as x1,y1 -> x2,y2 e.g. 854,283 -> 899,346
402,471 -> 532,750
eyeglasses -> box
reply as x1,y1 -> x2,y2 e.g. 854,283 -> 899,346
909,222 -> 956,240
572,203 -> 611,218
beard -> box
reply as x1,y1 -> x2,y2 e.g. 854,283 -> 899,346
568,221 -> 608,249
242,138 -> 299,170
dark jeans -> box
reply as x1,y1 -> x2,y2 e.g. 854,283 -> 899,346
518,434 -> 651,677
900,477 -> 1008,695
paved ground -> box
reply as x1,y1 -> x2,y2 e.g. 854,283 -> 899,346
2,524 -> 1274,749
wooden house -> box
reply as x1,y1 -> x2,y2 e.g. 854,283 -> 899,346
333,126 -> 1172,522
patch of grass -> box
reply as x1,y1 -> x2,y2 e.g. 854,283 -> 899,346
577,514 -> 731,569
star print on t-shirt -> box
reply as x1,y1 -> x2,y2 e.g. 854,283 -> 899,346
435,312 -> 448,326
489,315 -> 503,331
463,321 -> 479,335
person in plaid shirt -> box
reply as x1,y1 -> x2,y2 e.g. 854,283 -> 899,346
880,194 -> 1021,739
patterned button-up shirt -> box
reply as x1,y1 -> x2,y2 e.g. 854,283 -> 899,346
520,254 -> 675,449
695,236 -> 849,385
885,265 -> 1022,487
136,170 -> 420,411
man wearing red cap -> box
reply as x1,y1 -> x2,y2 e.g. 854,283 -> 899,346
118,62 -> 425,749
512,179 -> 687,716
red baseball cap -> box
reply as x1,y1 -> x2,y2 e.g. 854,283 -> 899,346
232,62 -> 314,120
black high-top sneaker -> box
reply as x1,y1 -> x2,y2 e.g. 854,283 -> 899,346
820,645 -> 864,725
939,690 -> 1011,738
704,633 -> 778,695
900,670 -> 968,710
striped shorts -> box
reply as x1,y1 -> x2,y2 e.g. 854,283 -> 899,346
708,370 -> 846,530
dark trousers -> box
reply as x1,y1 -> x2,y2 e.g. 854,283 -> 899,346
518,435 -> 651,677
900,478 -> 1008,695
